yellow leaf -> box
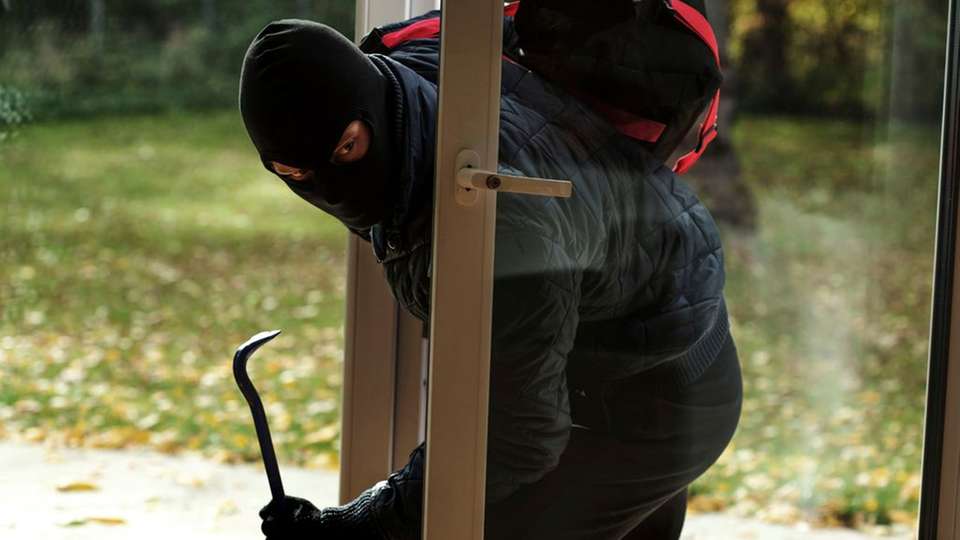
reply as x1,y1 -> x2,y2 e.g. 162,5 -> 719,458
86,517 -> 127,526
686,494 -> 727,514
304,425 -> 339,445
56,482 -> 100,493
61,516 -> 127,527
217,499 -> 239,517
87,427 -> 151,449
151,430 -> 182,454
230,433 -> 250,448
23,426 -> 47,442
306,452 -> 335,469
889,509 -> 918,525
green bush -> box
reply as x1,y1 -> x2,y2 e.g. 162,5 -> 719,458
0,1 -> 355,119
0,85 -> 31,142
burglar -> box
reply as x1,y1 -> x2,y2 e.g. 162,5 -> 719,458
239,2 -> 741,538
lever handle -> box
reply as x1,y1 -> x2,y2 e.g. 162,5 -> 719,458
457,167 -> 573,198
455,150 -> 573,204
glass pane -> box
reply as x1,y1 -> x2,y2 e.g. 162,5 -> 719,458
484,1 -> 944,538
0,1 -> 355,536
686,2 -> 943,537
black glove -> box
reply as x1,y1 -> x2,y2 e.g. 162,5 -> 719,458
259,493 -> 384,539
259,496 -> 322,538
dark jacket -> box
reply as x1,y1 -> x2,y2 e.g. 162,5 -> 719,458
351,8 -> 729,538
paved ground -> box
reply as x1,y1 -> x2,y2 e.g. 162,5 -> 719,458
0,441 -> 914,539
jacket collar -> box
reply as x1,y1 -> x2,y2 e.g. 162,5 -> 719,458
367,54 -> 437,264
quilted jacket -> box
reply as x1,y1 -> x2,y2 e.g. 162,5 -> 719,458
344,6 -> 730,538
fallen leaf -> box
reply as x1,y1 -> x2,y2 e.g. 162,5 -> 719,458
175,472 -> 209,488
56,481 -> 100,492
303,425 -> 338,445
61,516 -> 127,527
216,499 -> 239,517
87,427 -> 150,449
87,517 -> 127,526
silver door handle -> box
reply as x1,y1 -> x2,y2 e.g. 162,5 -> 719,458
455,150 -> 573,205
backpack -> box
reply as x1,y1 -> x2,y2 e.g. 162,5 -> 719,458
511,0 -> 722,173
361,0 -> 722,174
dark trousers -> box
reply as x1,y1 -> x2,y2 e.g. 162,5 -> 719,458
484,334 -> 743,539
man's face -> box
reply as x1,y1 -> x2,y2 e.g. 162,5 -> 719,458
266,115 -> 391,229
239,19 -> 396,230
269,119 -> 371,182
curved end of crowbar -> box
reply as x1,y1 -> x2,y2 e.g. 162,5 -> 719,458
234,329 -> 282,366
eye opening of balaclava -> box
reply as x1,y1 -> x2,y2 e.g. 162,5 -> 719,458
239,19 -> 396,229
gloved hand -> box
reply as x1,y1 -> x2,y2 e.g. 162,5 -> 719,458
259,495 -> 322,538
259,492 -> 385,539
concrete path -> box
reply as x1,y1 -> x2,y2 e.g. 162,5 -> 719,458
0,441 -> 913,539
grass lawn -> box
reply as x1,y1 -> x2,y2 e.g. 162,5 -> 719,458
0,111 -> 940,530
0,111 -> 348,468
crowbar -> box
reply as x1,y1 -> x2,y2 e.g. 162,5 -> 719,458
233,329 -> 285,500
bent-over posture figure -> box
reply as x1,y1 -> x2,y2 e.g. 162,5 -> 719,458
240,3 -> 741,539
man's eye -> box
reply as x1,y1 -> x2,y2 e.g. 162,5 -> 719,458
331,140 -> 356,165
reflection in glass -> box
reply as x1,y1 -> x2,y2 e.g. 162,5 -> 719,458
685,1 -> 943,536
487,1 -> 944,538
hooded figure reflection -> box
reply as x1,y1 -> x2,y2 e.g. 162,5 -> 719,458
240,12 -> 741,540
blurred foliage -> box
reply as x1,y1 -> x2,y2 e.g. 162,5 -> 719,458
0,111 -> 348,469
0,0 -> 355,119
0,85 -> 31,142
730,0 -> 947,119
0,0 -> 949,121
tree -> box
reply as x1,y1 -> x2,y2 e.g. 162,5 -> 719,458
202,0 -> 216,29
738,0 -> 791,112
89,0 -> 104,51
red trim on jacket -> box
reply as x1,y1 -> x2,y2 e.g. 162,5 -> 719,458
381,17 -> 440,48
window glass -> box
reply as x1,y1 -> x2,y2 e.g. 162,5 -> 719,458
486,1 -> 945,537
689,2 -> 943,535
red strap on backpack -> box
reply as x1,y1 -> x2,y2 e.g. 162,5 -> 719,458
381,4 -> 521,52
669,0 -> 721,174
381,1 -> 720,174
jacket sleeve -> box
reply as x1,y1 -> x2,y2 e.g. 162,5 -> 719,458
346,229 -> 580,539
485,226 -> 581,502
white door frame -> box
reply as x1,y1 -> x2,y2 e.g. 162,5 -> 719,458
339,239 -> 400,501
421,0 -> 504,536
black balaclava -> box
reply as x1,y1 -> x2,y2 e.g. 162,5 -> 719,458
239,19 -> 395,230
